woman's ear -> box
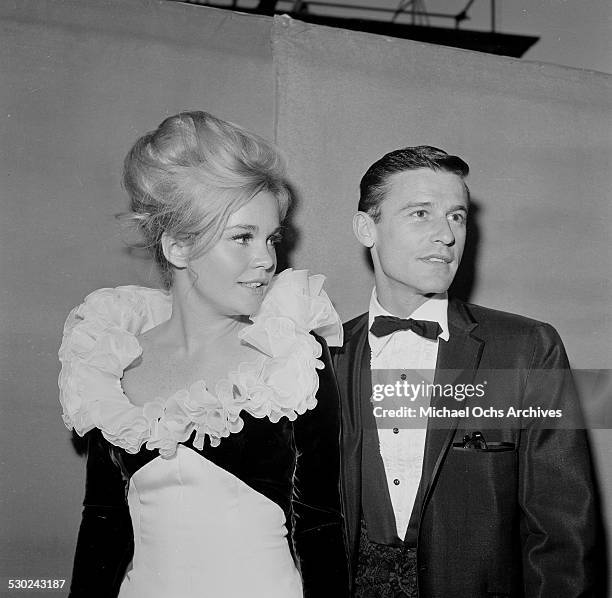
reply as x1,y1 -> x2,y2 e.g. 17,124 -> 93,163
353,211 -> 377,248
161,232 -> 190,268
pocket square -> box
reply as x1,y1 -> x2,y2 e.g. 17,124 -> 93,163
453,431 -> 515,451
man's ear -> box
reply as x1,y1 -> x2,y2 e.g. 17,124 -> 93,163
161,232 -> 190,268
353,211 -> 377,248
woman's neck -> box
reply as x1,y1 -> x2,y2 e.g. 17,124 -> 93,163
160,288 -> 248,357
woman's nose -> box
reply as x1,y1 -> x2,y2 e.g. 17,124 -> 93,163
251,242 -> 276,270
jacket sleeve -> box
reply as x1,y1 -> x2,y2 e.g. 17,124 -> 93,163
518,323 -> 604,597
69,430 -> 133,598
291,335 -> 350,598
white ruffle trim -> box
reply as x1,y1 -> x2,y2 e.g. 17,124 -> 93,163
58,269 -> 342,458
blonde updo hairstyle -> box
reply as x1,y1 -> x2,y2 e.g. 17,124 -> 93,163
122,111 -> 290,288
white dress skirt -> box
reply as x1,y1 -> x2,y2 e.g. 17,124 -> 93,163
118,446 -> 303,598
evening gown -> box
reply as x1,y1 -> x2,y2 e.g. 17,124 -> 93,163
59,269 -> 349,598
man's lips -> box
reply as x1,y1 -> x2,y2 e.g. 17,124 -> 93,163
419,254 -> 453,264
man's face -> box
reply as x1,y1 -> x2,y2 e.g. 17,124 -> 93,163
356,168 -> 468,314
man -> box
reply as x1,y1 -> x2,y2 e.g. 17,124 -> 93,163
333,146 -> 600,597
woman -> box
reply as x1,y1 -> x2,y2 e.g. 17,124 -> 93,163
58,111 -> 349,597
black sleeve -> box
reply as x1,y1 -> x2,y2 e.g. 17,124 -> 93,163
69,430 -> 134,598
292,335 -> 350,598
517,324 -> 604,597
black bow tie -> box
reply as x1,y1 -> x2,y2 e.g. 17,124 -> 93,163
370,315 -> 442,340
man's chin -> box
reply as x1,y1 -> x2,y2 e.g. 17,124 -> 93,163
428,274 -> 456,293
419,281 -> 453,295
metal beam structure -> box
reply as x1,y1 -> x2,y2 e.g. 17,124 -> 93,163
176,0 -> 539,58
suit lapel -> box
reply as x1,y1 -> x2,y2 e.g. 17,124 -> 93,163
339,315 -> 369,448
419,300 -> 485,514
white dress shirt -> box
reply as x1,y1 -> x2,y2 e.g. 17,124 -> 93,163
368,289 -> 449,539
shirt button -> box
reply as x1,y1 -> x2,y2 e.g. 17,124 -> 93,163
393,479 -> 400,486
393,427 -> 399,434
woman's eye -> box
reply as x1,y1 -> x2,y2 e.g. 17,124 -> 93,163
233,234 -> 252,245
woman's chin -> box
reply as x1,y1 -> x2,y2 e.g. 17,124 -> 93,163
230,296 -> 267,319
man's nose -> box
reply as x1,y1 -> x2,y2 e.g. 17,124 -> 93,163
431,216 -> 455,245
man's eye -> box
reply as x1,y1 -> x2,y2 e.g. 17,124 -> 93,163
268,234 -> 283,246
449,212 -> 466,224
412,210 -> 428,218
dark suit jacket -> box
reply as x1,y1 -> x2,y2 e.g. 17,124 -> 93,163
333,298 -> 601,598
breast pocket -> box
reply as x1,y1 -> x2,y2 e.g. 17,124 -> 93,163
452,441 -> 516,453
447,444 -> 518,488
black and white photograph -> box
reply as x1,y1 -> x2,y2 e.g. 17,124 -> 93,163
2,1 -> 611,596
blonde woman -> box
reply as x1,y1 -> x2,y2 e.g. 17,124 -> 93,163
59,111 -> 349,598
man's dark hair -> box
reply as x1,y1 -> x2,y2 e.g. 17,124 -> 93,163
359,145 -> 469,221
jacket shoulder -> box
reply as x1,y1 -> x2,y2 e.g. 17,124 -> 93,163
455,299 -> 562,341
343,312 -> 368,333
340,312 -> 369,346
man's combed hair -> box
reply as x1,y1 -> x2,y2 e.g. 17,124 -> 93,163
359,145 -> 469,221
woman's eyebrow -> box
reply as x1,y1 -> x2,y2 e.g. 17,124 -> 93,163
224,224 -> 258,232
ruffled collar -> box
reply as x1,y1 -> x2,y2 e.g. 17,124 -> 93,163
58,269 -> 342,458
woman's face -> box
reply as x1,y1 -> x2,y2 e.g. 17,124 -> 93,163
184,191 -> 282,318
